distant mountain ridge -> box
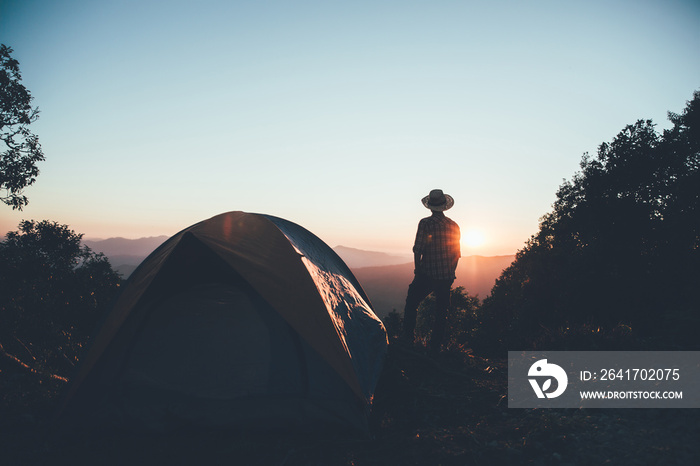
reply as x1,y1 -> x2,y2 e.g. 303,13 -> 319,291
83,236 -> 169,257
333,245 -> 412,268
83,236 -> 168,278
84,237 -> 514,314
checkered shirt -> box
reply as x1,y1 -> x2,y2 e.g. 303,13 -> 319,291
413,212 -> 461,280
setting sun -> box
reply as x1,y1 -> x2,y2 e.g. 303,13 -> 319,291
462,230 -> 486,249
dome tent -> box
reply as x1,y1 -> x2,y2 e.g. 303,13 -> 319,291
58,211 -> 387,433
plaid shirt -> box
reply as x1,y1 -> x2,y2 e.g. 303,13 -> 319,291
413,212 -> 461,280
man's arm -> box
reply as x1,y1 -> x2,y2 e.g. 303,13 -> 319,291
412,219 -> 427,274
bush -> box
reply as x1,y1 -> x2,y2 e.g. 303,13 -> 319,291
0,220 -> 121,385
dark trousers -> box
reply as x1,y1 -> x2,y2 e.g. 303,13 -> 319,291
402,273 -> 453,353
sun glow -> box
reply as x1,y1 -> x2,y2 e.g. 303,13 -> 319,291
462,230 -> 485,249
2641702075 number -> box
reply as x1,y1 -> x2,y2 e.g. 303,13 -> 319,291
600,368 -> 680,381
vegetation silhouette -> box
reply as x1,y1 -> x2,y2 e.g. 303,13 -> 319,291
0,45 -> 44,210
0,220 -> 121,405
480,90 -> 700,352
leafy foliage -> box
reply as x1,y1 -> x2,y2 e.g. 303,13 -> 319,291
0,220 -> 121,380
0,44 -> 44,210
382,309 -> 403,340
482,91 -> 700,351
413,286 -> 482,352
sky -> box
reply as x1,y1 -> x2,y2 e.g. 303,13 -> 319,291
1,0 -> 698,256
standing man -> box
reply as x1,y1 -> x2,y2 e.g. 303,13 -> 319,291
402,189 -> 461,355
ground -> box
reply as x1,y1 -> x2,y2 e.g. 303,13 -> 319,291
2,342 -> 699,465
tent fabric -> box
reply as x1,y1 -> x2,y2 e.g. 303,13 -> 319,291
59,212 -> 387,433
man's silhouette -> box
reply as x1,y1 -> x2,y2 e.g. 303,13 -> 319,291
402,189 -> 461,355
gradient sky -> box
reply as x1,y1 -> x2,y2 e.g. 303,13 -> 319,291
1,0 -> 698,255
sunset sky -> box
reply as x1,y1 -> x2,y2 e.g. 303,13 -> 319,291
1,0 -> 698,256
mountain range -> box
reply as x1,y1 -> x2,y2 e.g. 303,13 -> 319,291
83,236 -> 168,278
331,245 -> 412,268
84,236 -> 514,317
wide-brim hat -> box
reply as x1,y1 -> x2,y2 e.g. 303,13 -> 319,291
422,189 -> 454,211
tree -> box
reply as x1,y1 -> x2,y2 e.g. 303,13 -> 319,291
483,90 -> 700,350
0,44 -> 44,210
415,286 -> 481,351
0,220 -> 121,380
